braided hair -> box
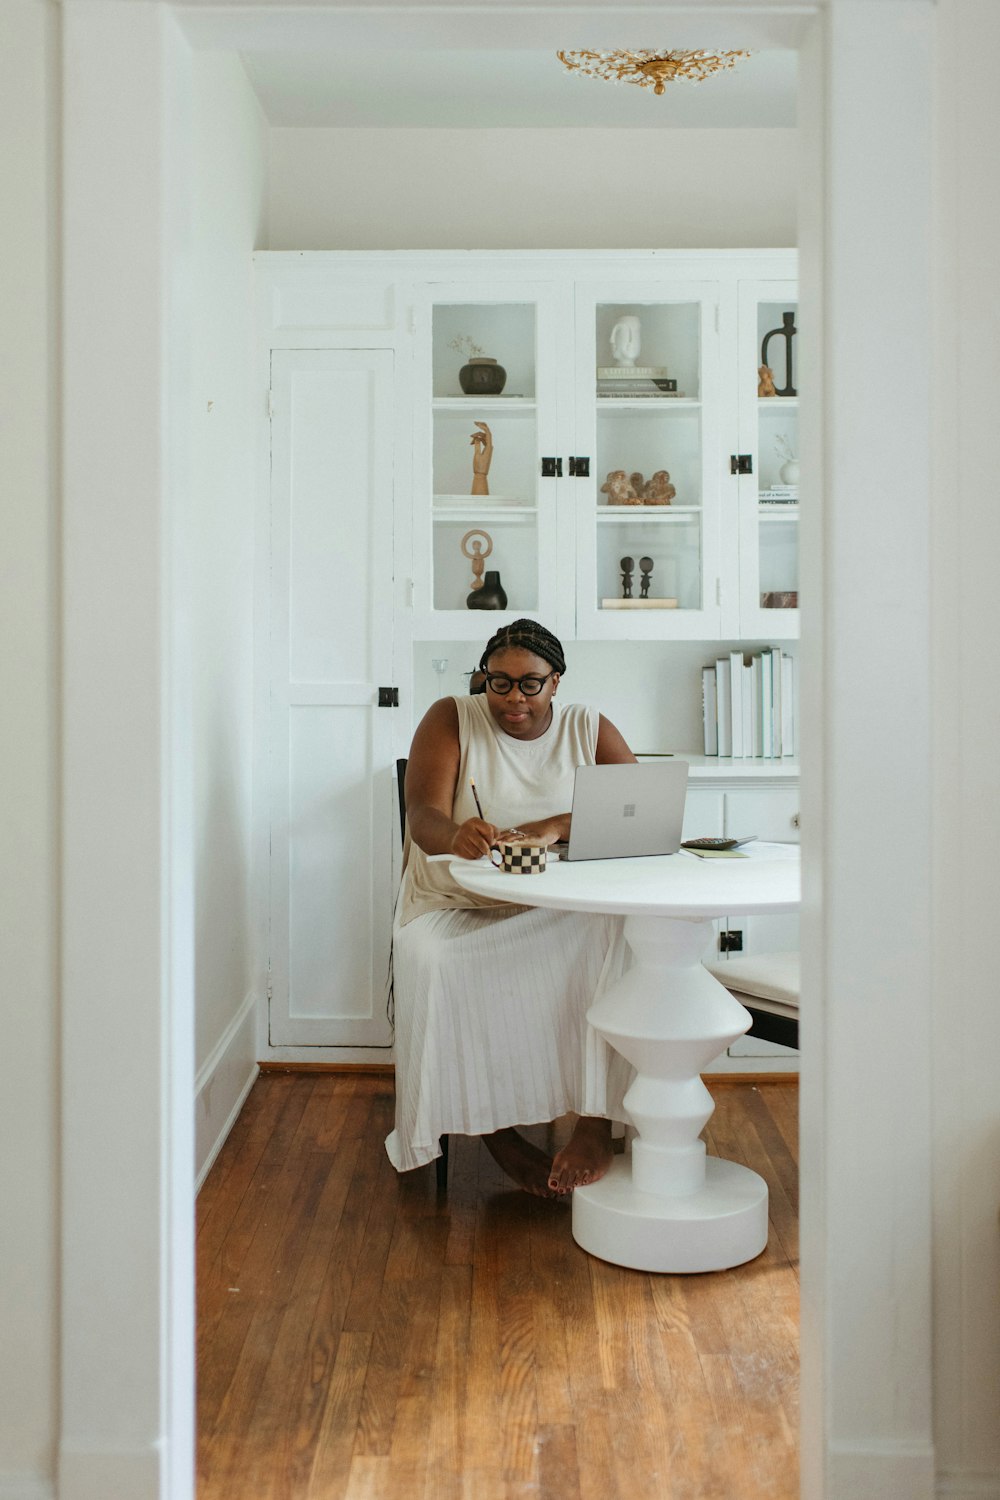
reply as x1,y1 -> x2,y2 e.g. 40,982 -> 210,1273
478,619 -> 567,676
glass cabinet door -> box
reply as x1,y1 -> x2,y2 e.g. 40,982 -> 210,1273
572,283 -> 724,640
411,283 -> 567,640
737,281 -> 800,639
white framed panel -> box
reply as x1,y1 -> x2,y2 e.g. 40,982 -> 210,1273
268,349 -> 395,1046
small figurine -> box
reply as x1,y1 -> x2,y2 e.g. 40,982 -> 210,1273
460,528 -> 493,590
620,555 -> 635,599
758,364 -> 777,397
469,420 -> 493,496
639,556 -> 654,599
601,469 -> 640,506
610,315 -> 642,368
642,470 -> 676,505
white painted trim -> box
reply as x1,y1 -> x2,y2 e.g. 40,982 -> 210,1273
194,993 -> 259,1193
0,1475 -> 55,1500
936,1476 -> 1000,1500
828,1442 -> 936,1500
56,1449 -> 159,1500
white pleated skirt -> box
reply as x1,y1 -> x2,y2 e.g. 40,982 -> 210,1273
385,903 -> 635,1172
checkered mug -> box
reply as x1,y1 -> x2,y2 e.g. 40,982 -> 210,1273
490,840 -> 548,874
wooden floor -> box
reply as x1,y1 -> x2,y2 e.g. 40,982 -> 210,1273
197,1073 -> 799,1500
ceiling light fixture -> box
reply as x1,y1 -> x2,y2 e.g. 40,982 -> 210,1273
556,49 -> 751,94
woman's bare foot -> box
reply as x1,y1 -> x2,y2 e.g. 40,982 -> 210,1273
481,1127 -> 560,1198
547,1116 -> 614,1194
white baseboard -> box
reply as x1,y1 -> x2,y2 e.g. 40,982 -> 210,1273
0,1476 -> 54,1500
829,1441 -> 936,1499
195,991 -> 259,1192
937,1475 -> 1000,1499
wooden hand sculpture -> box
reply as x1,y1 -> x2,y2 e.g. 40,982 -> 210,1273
470,421 -> 493,496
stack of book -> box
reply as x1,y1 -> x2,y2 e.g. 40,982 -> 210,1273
596,365 -> 680,398
701,649 -> 797,758
758,485 -> 799,505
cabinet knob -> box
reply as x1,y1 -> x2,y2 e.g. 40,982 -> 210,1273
792,812 -> 800,829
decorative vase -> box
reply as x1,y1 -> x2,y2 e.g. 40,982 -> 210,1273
466,570 -> 507,610
778,459 -> 800,485
459,357 -> 507,396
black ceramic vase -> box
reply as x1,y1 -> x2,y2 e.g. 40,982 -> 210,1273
459,357 -> 507,396
466,570 -> 508,610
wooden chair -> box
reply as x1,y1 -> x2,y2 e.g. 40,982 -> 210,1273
395,757 -> 451,1192
704,951 -> 800,1051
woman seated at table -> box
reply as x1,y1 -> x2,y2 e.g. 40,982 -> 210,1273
386,619 -> 637,1197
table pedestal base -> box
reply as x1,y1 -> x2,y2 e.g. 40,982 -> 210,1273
572,910 -> 770,1273
572,1156 -> 768,1274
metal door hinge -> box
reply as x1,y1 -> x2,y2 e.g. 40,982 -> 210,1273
568,456 -> 590,477
541,456 -> 563,478
719,930 -> 744,953
730,454 -> 753,475
378,687 -> 400,707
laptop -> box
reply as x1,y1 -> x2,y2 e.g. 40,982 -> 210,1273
559,761 -> 689,861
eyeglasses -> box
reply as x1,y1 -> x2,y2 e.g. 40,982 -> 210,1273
483,670 -> 556,697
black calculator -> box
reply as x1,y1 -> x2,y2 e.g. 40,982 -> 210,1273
681,835 -> 757,851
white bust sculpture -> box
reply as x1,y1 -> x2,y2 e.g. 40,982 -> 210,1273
610,314 -> 642,368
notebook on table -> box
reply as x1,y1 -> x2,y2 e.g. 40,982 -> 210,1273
556,761 -> 689,862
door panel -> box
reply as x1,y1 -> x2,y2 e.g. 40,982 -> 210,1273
269,349 -> 395,1047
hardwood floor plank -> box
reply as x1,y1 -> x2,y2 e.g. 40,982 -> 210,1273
305,1331 -> 373,1499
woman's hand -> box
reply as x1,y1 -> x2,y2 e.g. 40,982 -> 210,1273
495,815 -> 569,848
449,817 -> 499,860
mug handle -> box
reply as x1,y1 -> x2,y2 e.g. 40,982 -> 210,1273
489,846 -> 503,868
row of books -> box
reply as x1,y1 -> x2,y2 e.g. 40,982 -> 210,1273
701,649 -> 796,758
758,485 -> 799,506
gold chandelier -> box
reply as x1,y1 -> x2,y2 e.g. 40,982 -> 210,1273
557,49 -> 751,94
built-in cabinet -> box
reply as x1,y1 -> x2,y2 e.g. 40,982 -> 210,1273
256,252 -> 800,1061
410,255 -> 799,643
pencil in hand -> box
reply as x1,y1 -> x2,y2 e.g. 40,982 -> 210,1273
469,778 -> 485,821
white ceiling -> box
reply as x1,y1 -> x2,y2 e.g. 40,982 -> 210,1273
241,49 -> 797,130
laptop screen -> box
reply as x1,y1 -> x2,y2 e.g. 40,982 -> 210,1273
563,761 -> 689,861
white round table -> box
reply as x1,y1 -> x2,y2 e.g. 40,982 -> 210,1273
451,844 -> 800,1274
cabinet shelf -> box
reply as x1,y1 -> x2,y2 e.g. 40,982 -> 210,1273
596,398 -> 700,412
757,397 -> 799,410
433,397 -> 536,412
597,505 -> 702,522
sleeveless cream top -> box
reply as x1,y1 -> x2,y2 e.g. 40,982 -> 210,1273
398,694 -> 599,926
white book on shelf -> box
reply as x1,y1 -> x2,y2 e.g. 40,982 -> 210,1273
750,657 -> 762,757
715,657 -> 732,757
742,661 -> 754,759
761,650 -> 774,758
729,650 -> 744,759
771,648 -> 783,758
702,665 -> 718,756
781,653 -> 795,755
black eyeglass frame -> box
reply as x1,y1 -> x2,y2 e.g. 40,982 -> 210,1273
482,670 -> 557,697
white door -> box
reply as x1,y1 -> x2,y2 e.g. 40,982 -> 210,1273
268,349 -> 396,1047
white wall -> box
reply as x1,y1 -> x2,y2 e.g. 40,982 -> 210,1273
0,2 -> 59,1490
930,0 -> 1000,1487
267,126 -> 797,250
189,53 -> 269,1184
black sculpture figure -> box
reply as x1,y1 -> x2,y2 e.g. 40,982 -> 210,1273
620,555 -> 634,599
639,556 -> 654,599
760,310 -> 797,397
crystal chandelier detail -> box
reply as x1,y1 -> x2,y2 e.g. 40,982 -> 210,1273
557,49 -> 751,94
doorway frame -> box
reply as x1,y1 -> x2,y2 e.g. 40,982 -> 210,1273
59,3 -> 935,1497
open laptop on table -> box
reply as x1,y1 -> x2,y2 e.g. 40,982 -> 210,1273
555,760 -> 689,861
